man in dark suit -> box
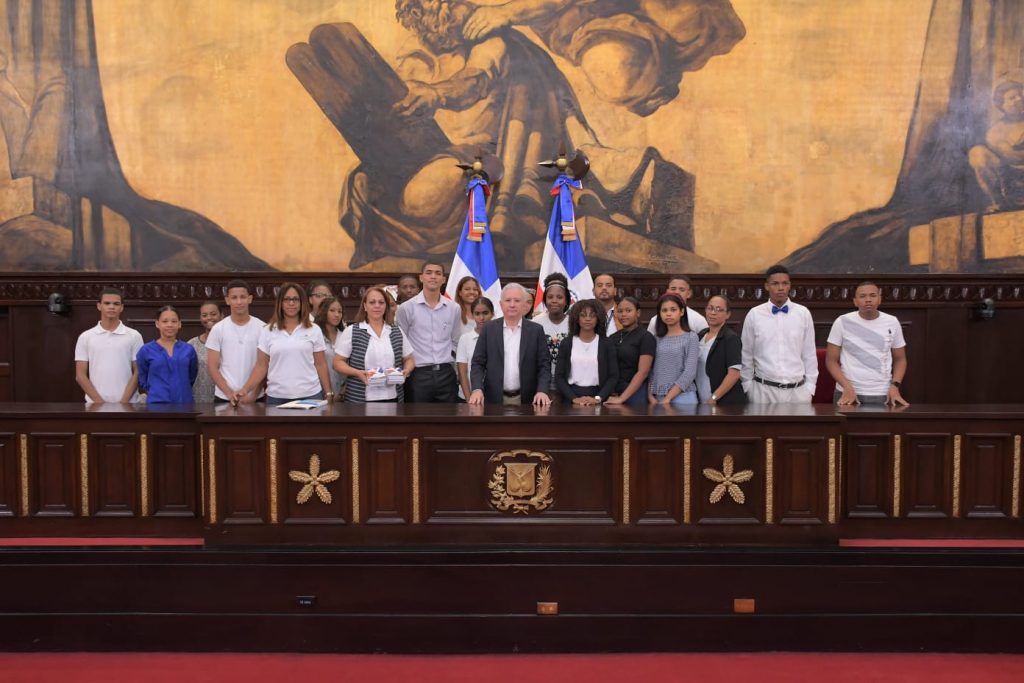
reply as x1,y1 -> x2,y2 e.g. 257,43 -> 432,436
469,283 -> 552,406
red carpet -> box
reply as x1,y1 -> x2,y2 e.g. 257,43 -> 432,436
0,537 -> 203,547
0,653 -> 1023,682
839,538 -> 1024,548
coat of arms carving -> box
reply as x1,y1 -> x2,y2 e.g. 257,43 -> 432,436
487,449 -> 554,514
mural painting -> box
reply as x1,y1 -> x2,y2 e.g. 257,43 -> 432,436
0,0 -> 1020,274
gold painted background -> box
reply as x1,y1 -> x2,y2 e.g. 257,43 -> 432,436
2,0 -> 1018,273
96,0 -> 928,272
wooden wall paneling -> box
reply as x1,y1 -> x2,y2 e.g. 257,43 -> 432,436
965,311 -> 1024,403
89,432 -> 138,517
421,438 -> 617,525
923,308 -> 968,403
901,432 -> 954,519
29,432 -> 78,517
219,437 -> 267,525
774,435 -> 830,526
692,436 -> 762,526
631,437 -> 682,525
279,436 -> 348,526
361,437 -> 409,525
844,433 -> 893,519
961,433 -> 1015,519
0,307 -> 11,402
0,432 -> 15,516
150,432 -> 198,518
11,307 -> 81,402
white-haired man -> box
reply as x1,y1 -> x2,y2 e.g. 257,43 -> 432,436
469,283 -> 551,406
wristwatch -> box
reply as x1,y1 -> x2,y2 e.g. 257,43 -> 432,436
890,380 -> 902,388
593,395 -> 602,403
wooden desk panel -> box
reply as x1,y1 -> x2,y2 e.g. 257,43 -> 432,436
0,403 -> 1020,543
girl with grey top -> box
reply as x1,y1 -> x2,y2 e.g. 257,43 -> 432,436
186,300 -> 222,403
648,292 -> 699,406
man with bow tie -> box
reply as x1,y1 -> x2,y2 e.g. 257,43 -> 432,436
740,265 -> 818,403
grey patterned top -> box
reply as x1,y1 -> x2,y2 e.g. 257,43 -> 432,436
649,332 -> 699,398
187,335 -> 215,403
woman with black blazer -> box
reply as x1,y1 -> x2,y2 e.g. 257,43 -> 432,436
555,299 -> 619,406
696,295 -> 747,405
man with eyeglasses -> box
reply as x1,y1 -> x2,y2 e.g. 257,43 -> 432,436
647,275 -> 708,336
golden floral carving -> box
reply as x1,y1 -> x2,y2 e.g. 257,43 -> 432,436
703,454 -> 753,505
289,454 -> 340,505
488,449 -> 554,514
622,439 -> 630,524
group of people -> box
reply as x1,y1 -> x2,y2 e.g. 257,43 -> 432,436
73,264 -> 909,409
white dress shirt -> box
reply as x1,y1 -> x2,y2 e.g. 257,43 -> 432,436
502,318 -> 523,392
740,299 -> 818,394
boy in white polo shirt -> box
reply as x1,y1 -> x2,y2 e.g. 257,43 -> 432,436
826,281 -> 909,406
206,279 -> 266,404
74,287 -> 144,404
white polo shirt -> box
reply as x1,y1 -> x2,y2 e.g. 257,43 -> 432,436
827,311 -> 906,395
647,307 -> 708,335
206,316 -> 265,400
74,322 -> 144,403
258,323 -> 326,399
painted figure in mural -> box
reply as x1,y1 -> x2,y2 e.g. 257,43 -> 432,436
0,3 -> 267,271
969,80 -> 1024,214
288,0 -> 743,271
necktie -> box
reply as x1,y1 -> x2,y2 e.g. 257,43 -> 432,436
771,304 -> 789,315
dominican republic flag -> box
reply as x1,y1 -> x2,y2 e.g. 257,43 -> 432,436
534,174 -> 593,311
446,177 -> 502,304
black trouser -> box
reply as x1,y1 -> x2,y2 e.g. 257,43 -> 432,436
407,363 -> 458,402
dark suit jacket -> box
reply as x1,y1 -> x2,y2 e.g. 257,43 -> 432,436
554,335 -> 619,402
698,326 -> 748,405
471,318 -> 552,404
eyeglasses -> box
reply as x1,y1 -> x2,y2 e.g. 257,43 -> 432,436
705,305 -> 728,314
282,296 -> 301,303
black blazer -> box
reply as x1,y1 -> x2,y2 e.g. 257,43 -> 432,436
554,335 -> 619,401
470,318 -> 552,404
698,326 -> 747,405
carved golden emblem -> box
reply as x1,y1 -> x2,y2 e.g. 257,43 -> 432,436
488,449 -> 554,514
288,454 -> 341,505
703,454 -> 754,504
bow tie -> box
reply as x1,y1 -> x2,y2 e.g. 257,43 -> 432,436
771,304 -> 789,315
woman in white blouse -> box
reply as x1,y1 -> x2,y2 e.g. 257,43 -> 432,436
237,282 -> 333,406
554,299 -> 618,406
333,286 -> 414,403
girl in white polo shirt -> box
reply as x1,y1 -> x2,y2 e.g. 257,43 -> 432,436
237,282 -> 333,406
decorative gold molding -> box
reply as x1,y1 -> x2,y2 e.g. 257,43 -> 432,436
19,433 -> 28,517
208,438 -> 217,524
952,434 -> 961,518
703,454 -> 753,504
412,438 -> 421,524
1013,435 -> 1021,519
765,438 -> 774,524
139,434 -> 149,517
683,438 -> 691,525
487,449 -> 554,514
288,454 -> 339,504
269,438 -> 279,523
893,434 -> 901,518
622,439 -> 630,524
828,438 -> 836,524
199,434 -> 206,517
79,434 -> 89,517
351,438 -> 360,524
